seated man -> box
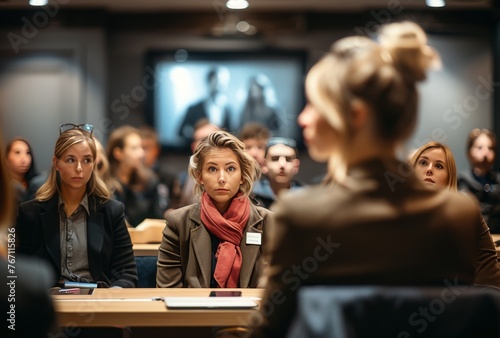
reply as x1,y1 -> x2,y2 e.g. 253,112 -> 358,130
252,137 -> 303,209
139,125 -> 174,207
139,125 -> 175,186
239,122 -> 271,170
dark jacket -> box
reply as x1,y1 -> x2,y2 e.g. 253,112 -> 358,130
252,176 -> 304,210
458,170 -> 500,234
114,174 -> 169,227
178,100 -> 231,140
1,256 -> 57,338
253,158 -> 482,338
16,195 -> 137,288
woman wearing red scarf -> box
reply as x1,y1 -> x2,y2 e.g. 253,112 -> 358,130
157,130 -> 273,288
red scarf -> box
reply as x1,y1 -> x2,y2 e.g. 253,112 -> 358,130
200,191 -> 250,288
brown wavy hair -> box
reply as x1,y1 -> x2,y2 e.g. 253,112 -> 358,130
188,130 -> 260,198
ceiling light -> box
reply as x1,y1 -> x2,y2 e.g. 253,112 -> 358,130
226,0 -> 249,10
236,21 -> 250,32
29,0 -> 49,6
426,0 -> 445,7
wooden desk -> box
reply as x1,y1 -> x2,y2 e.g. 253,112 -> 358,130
132,235 -> 500,259
53,288 -> 263,327
133,243 -> 160,256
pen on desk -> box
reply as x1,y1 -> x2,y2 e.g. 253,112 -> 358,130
151,297 -> 163,301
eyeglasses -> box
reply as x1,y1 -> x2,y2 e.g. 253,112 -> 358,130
59,123 -> 93,135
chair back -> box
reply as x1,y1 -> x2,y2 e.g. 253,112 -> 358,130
286,285 -> 500,338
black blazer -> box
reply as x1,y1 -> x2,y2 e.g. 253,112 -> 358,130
16,195 -> 138,288
178,100 -> 231,140
458,170 -> 500,234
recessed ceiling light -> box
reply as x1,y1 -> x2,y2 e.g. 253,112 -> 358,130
226,0 -> 249,10
236,21 -> 250,32
29,0 -> 49,6
426,0 -> 445,8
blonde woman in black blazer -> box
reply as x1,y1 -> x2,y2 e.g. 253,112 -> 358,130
16,124 -> 137,288
253,22 -> 484,338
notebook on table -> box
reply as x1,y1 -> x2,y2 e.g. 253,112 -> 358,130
163,296 -> 258,309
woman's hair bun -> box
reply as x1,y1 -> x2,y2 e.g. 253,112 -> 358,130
331,36 -> 377,60
378,21 -> 441,84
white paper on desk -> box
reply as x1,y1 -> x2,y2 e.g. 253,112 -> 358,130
54,298 -> 161,302
163,297 -> 258,309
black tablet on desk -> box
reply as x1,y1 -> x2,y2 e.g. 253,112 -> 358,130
51,288 -> 94,295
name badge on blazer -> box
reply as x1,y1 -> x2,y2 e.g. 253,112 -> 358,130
246,232 -> 261,245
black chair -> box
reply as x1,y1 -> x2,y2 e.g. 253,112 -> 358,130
134,256 -> 158,288
286,285 -> 500,338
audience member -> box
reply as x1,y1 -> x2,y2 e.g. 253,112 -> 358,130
410,141 -> 500,287
169,119 -> 220,210
239,122 -> 271,169
252,137 -> 303,209
178,66 -> 232,142
240,74 -> 284,136
5,137 -> 39,205
107,125 -> 169,226
139,125 -> 162,170
16,123 -> 137,288
458,128 -> 500,234
1,129 -> 58,338
139,125 -> 174,201
253,22 -> 482,338
157,130 -> 272,288
94,137 -> 121,197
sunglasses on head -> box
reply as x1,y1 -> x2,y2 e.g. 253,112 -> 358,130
59,123 -> 94,135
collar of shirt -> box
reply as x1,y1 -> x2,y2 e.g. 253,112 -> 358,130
58,194 -> 90,216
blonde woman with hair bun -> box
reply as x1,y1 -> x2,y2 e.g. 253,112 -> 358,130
254,22 -> 484,338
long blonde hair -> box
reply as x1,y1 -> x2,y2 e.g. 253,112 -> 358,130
94,137 -> 121,194
36,129 -> 110,201
307,21 -> 440,183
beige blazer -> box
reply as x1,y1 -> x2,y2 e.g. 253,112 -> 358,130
254,158 -> 485,338
156,201 -> 272,288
